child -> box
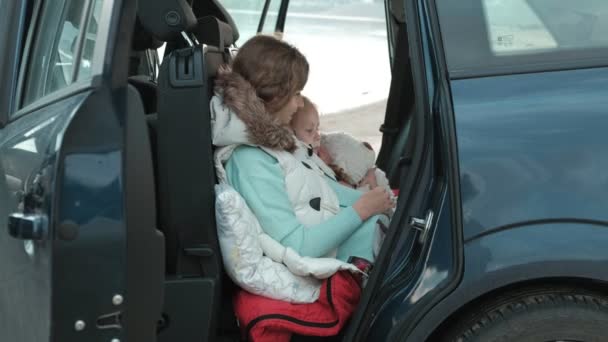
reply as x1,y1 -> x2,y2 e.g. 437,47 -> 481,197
290,96 -> 381,191
290,97 -> 393,259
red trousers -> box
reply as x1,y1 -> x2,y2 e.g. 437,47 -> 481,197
233,271 -> 362,342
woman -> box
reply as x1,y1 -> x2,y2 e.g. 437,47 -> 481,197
211,35 -> 393,262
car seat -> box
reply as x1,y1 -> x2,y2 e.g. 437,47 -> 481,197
137,1 -> 239,340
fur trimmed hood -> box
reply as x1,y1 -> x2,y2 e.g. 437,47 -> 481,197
211,68 -> 296,152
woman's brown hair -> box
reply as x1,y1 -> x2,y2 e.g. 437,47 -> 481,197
232,35 -> 309,114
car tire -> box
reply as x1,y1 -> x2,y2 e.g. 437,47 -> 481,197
441,286 -> 608,342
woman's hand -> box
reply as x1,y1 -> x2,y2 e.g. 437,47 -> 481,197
353,186 -> 396,221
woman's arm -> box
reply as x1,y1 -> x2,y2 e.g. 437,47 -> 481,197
225,146 -> 363,258
327,177 -> 364,206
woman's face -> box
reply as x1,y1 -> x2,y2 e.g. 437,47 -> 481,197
273,92 -> 305,126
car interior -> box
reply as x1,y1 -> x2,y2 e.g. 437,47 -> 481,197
123,0 -> 419,340
0,0 -> 424,339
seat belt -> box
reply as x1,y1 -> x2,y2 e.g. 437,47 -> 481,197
157,45 -> 220,278
377,23 -> 414,170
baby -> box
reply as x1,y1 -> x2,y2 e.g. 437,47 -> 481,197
290,96 -> 379,190
291,97 -> 394,259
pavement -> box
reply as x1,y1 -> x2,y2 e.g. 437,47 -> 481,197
320,99 -> 387,153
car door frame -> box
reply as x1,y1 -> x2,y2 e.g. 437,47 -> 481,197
344,0 -> 464,339
343,0 -> 436,338
389,0 -> 466,339
255,0 -> 287,35
0,0 -> 30,123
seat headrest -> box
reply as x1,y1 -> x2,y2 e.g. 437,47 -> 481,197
138,0 -> 197,41
132,16 -> 164,51
194,16 -> 235,50
204,46 -> 226,80
209,0 -> 240,43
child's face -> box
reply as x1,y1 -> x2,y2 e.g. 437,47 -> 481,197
291,104 -> 321,148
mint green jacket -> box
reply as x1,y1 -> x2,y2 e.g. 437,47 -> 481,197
225,145 -> 377,262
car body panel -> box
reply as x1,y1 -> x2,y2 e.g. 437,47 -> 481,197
51,88 -> 130,341
366,187 -> 457,341
453,67 -> 608,241
397,11 -> 608,339
0,86 -> 132,342
0,93 -> 84,342
407,222 -> 608,341
369,1 -> 608,339
0,0 -> 158,340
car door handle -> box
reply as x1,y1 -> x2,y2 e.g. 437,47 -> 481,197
8,213 -> 48,240
410,210 -> 434,244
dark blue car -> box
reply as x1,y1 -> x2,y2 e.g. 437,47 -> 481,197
1,0 -> 607,341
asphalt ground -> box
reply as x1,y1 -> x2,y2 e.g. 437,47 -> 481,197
320,99 -> 387,153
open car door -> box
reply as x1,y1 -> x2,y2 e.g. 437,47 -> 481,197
344,0 -> 462,339
0,1 -> 164,341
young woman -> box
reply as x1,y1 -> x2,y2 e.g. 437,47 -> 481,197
211,35 -> 393,262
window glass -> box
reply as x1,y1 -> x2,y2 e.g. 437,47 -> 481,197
219,0 -> 390,150
21,0 -> 103,108
437,0 -> 608,77
78,0 -> 103,81
483,0 -> 607,56
484,0 -> 556,54
530,0 -> 608,48
283,0 -> 390,151
218,0 -> 282,43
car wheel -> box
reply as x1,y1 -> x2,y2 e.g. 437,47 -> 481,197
441,286 -> 608,342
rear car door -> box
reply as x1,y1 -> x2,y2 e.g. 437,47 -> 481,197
0,0 -> 163,341
435,0 -> 608,248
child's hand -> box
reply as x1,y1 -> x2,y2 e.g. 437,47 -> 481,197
353,187 -> 395,221
358,168 -> 378,189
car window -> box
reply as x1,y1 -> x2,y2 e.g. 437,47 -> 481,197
221,0 -> 390,151
483,0 -> 557,54
281,0 -> 390,152
436,0 -> 608,77
483,0 -> 608,55
20,0 -> 103,109
218,0 -> 282,43
77,0 -> 103,81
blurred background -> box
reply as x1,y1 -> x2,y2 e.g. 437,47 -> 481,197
219,0 -> 391,151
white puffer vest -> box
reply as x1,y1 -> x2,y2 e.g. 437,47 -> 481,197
209,75 -> 363,303
215,144 -> 341,260
213,145 -> 341,233
211,95 -> 342,254
263,145 -> 340,227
